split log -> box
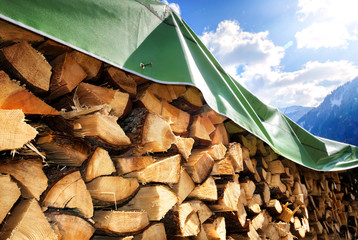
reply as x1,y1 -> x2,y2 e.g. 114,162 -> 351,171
0,71 -> 59,115
48,52 -> 87,99
163,202 -> 201,237
136,88 -> 162,114
133,223 -> 167,240
247,194 -> 262,214
0,41 -> 52,93
255,182 -> 270,206
114,156 -> 155,175
188,176 -> 218,201
37,39 -> 72,60
172,167 -> 195,204
94,210 -> 149,236
0,19 -> 44,47
104,67 -> 137,97
124,154 -> 181,184
192,143 -> 227,161
161,99 -> 190,134
147,82 -> 173,102
270,174 -> 287,197
240,179 -> 256,201
0,199 -> 58,240
210,181 -> 241,212
174,136 -> 194,160
210,123 -> 230,145
189,200 -> 213,223
0,175 -> 21,224
167,85 -> 187,100
121,108 -> 176,153
37,133 -> 91,166
76,82 -> 131,118
69,50 -> 102,80
86,176 -> 139,206
190,115 -> 214,145
0,158 -> 47,200
268,160 -> 285,174
82,147 -> 116,182
201,217 -> 226,240
240,134 -> 257,157
0,109 -> 38,151
42,171 -> 93,218
47,213 -> 95,240
211,156 -> 235,175
74,113 -> 131,148
171,86 -> 203,113
224,142 -> 243,173
120,185 -> 178,221
184,151 -> 214,183
267,199 -> 282,217
200,105 -> 227,125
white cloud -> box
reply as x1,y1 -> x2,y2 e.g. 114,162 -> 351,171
239,60 -> 358,107
199,20 -> 358,107
296,0 -> 358,49
295,22 -> 356,49
200,20 -> 284,76
162,0 -> 181,16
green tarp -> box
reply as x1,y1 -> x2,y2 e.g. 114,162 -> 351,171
0,0 -> 357,171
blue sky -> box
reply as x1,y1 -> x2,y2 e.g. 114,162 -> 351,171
163,0 -> 358,108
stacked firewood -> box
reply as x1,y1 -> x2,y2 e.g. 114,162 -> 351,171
0,19 -> 357,240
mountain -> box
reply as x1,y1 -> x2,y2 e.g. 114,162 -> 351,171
280,106 -> 314,122
297,77 -> 358,146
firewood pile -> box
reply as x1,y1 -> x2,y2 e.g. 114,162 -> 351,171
0,19 -> 358,240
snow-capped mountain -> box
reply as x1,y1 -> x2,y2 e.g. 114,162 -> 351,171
280,106 -> 314,122
297,77 -> 358,146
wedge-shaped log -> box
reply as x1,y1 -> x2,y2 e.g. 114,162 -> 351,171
172,86 -> 203,113
192,144 -> 227,161
270,174 -> 287,196
86,176 -> 139,206
174,136 -> 194,160
74,114 -> 131,148
240,179 -> 256,201
189,200 -> 213,223
47,213 -> 95,240
49,52 -> 87,99
94,210 -> 149,236
69,50 -> 102,80
172,167 -> 195,204
255,182 -> 270,206
0,109 -> 38,151
120,185 -> 178,221
146,82 -> 173,102
210,123 -> 229,145
37,133 -> 91,166
0,19 -> 44,47
239,134 -> 257,157
210,181 -> 241,212
121,108 -> 176,153
0,41 -> 52,93
164,202 -> 201,237
133,223 -> 167,240
0,175 -> 21,224
114,156 -> 155,175
267,199 -> 282,217
161,100 -> 190,134
37,39 -> 72,60
201,217 -> 226,240
0,199 -> 58,240
211,157 -> 235,175
215,205 -> 247,232
126,154 -> 181,184
167,85 -> 187,100
83,147 -> 116,182
184,151 -> 214,183
0,158 -> 47,200
136,88 -> 162,114
190,115 -> 213,145
76,83 -> 131,118
42,171 -> 93,218
0,71 -> 59,115
268,160 -> 285,174
188,176 -> 218,201
104,67 -> 137,97
224,142 -> 243,173
200,105 -> 227,124
247,194 -> 262,214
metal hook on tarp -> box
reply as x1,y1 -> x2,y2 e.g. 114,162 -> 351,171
140,62 -> 152,69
